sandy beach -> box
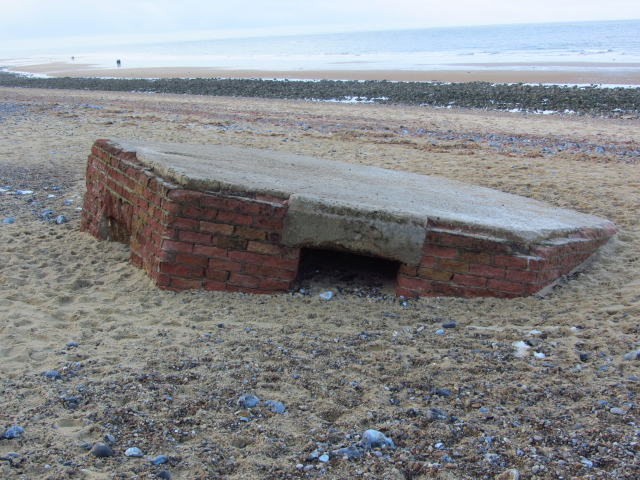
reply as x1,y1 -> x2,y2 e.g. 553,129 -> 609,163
1,85 -> 640,479
9,61 -> 640,85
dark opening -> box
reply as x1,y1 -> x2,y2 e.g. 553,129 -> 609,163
294,248 -> 400,296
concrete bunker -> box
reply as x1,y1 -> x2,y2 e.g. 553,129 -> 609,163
81,139 -> 619,298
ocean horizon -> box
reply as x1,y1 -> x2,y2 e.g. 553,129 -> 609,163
2,19 -> 640,79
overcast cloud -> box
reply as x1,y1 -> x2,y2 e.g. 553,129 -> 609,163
2,0 -> 639,51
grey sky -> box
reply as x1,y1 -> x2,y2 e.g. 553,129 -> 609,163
2,0 -> 639,51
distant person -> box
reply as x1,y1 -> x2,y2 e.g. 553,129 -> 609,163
71,56 -> 75,61
116,59 -> 121,67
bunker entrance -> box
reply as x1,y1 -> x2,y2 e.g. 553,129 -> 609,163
295,248 -> 400,296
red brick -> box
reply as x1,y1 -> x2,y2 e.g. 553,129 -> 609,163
214,236 -> 248,250
201,194 -> 237,210
170,276 -> 203,289
229,273 -> 260,288
209,258 -> 243,272
528,258 -> 549,271
437,259 -> 470,273
398,265 -> 418,276
160,263 -> 192,276
237,201 -> 273,216
228,250 -> 263,265
440,233 -> 475,248
200,221 -> 234,235
425,230 -> 441,243
203,280 -> 227,292
167,216 -> 199,230
244,263 -> 278,278
193,245 -> 228,258
474,239 -> 508,254
253,217 -> 284,230
531,245 -> 563,258
396,287 -> 420,298
469,264 -> 505,278
505,269 -> 538,283
205,269 -> 230,282
168,189 -> 202,204
460,251 -> 491,264
493,255 -> 529,269
418,268 -> 453,282
262,256 -> 299,270
430,282 -> 466,297
453,274 -> 487,288
487,279 -> 523,294
422,244 -> 458,259
259,278 -> 290,291
162,239 -> 193,253
175,253 -> 209,268
397,276 -> 431,293
150,270 -> 170,287
525,282 -> 551,295
235,226 -> 267,240
256,193 -> 288,204
178,230 -> 212,245
419,256 -> 436,268
278,269 -> 298,281
218,210 -> 253,226
247,241 -> 281,256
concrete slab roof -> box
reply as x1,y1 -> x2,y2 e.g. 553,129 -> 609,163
111,139 -> 614,249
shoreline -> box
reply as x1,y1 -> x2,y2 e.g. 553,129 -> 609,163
8,61 -> 640,86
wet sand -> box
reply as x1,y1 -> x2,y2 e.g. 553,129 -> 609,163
9,61 -> 640,85
0,87 -> 639,479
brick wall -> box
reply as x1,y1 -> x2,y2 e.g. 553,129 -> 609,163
81,139 -> 617,298
81,139 -> 300,293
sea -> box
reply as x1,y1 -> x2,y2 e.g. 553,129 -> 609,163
2,19 -> 639,78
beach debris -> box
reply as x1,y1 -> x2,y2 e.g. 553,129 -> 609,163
623,349 -> 640,360
151,455 -> 168,465
125,447 -> 144,457
533,352 -> 546,359
2,426 -> 24,439
319,291 -> 333,300
2,218 -> 14,224
237,394 -> 259,408
362,429 -> 395,450
90,442 -> 114,458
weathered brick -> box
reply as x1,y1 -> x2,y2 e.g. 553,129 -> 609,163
168,189 -> 202,204
247,241 -> 281,256
262,256 -> 299,270
229,273 -> 260,288
193,245 -> 228,258
453,273 -> 487,288
418,268 -> 453,282
203,280 -> 227,291
209,258 -> 243,272
254,217 -> 284,230
218,210 -> 253,226
430,282 -> 466,297
167,216 -> 199,230
460,250 -> 491,264
237,201 -> 273,216
505,269 -> 538,283
441,233 -> 475,248
422,244 -> 458,259
228,250 -> 263,265
175,253 -> 209,268
160,263 -> 192,276
487,278 -> 523,294
178,230 -> 212,245
162,239 -> 193,253
398,265 -> 418,277
244,263 -> 278,278
493,254 -> 529,269
200,221 -> 234,235
397,275 -> 431,293
437,259 -> 470,273
259,278 -> 290,291
278,269 -> 298,281
469,264 -> 505,278
170,276 -> 203,289
235,226 -> 267,241
205,269 -> 230,282
214,236 -> 248,250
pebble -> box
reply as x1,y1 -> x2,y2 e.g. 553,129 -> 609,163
91,442 -> 114,458
496,469 -> 519,480
319,291 -> 333,300
42,370 -> 61,379
435,329 -> 445,335
623,349 -> 640,361
270,401 -> 286,413
435,388 -> 452,397
610,407 -> 626,415
125,447 -> 143,457
155,470 -> 171,480
2,218 -> 14,224
442,321 -> 457,328
151,455 -> 168,465
318,454 -> 330,462
362,429 -> 395,449
581,457 -> 594,468
237,394 -> 259,408
333,446 -> 363,459
56,215 -> 68,224
2,426 -> 24,439
579,353 -> 589,362
66,341 -> 79,348
104,434 -> 116,442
